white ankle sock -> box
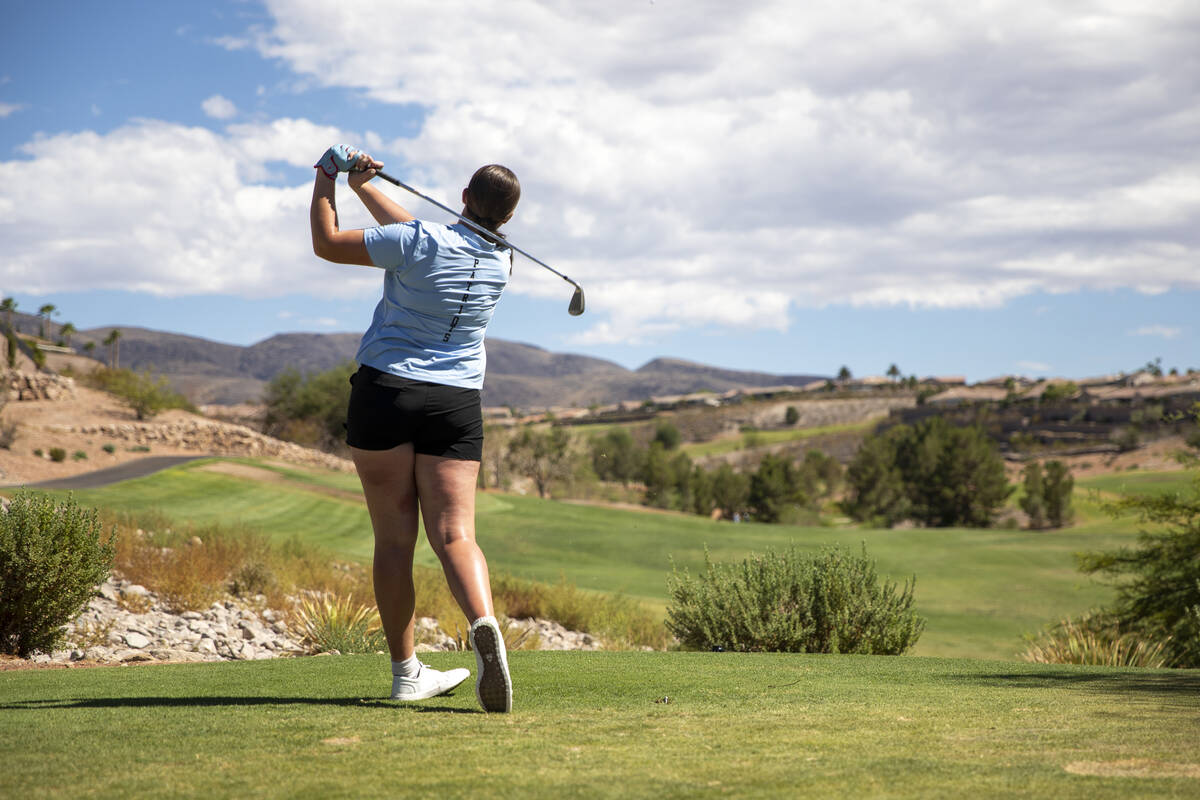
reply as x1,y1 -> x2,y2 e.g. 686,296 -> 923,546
392,655 -> 420,677
471,615 -> 498,630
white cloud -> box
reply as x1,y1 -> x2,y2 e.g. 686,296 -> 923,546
0,119 -> 380,299
241,0 -> 1200,340
0,102 -> 23,118
201,94 -> 238,120
1129,325 -> 1182,339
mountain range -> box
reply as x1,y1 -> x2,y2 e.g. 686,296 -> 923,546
17,313 -> 825,409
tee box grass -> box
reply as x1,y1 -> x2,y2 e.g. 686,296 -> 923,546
2,652 -> 1198,798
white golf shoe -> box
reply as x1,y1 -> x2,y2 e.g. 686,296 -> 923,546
390,662 -> 470,701
469,616 -> 512,713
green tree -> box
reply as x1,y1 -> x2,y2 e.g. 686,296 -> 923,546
102,328 -> 121,369
82,340 -> 97,359
262,362 -> 356,449
689,465 -> 715,517
640,443 -> 693,509
58,322 -> 76,348
844,430 -> 910,526
37,303 -> 56,340
652,420 -> 682,450
887,363 -> 901,382
748,453 -> 806,523
5,330 -> 17,369
89,368 -> 193,420
1042,460 -> 1074,528
797,449 -> 842,508
1078,466 -> 1200,667
591,427 -> 640,485
0,298 -> 15,331
710,463 -> 750,520
902,419 -> 1012,527
1019,462 -> 1047,529
837,365 -> 852,383
846,419 -> 1011,528
784,406 -> 800,426
505,426 -> 573,499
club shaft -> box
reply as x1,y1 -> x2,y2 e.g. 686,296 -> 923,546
373,170 -> 579,290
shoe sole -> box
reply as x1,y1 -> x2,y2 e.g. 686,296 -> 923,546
472,623 -> 512,713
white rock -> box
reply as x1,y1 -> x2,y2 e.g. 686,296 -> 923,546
124,632 -> 151,649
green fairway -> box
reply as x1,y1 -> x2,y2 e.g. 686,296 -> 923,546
2,653 -> 1197,798
52,458 -> 1173,661
1076,469 -> 1197,499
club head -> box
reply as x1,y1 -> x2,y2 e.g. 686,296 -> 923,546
568,286 -> 586,316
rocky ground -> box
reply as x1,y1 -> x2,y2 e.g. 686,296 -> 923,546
6,578 -> 603,671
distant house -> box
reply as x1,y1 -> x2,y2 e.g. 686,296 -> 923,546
925,386 -> 1009,406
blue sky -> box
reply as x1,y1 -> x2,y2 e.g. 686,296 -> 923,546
1,1 -> 1197,382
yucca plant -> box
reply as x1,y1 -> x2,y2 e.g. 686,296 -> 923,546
289,594 -> 385,655
1021,614 -> 1172,668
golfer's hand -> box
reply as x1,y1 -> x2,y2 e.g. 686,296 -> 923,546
314,144 -> 361,180
347,151 -> 384,190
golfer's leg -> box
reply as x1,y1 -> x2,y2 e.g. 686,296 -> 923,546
415,454 -> 494,622
351,444 -> 419,661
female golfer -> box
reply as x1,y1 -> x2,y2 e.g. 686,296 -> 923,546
310,144 -> 515,712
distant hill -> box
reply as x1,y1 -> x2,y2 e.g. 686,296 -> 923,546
27,315 -> 826,409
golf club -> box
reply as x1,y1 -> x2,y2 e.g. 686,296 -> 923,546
370,169 -> 585,316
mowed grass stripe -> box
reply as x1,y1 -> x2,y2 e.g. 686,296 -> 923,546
2,652 -> 1198,798
53,459 -> 1177,660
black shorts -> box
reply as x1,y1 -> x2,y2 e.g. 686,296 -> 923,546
345,365 -> 484,461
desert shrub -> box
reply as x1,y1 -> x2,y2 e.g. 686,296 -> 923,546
1021,613 -> 1171,668
262,362 -> 356,451
87,367 -> 194,420
0,492 -> 115,657
26,339 -> 46,369
288,594 -> 385,655
32,448 -> 43,458
73,450 -> 87,461
666,546 -> 924,654
48,447 -> 66,463
102,444 -> 116,454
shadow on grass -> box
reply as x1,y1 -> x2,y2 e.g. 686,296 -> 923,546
0,695 -> 481,714
957,670 -> 1200,707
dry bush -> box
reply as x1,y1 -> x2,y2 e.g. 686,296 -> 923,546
1022,614 -> 1173,668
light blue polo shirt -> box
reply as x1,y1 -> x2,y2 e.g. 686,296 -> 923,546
355,221 -> 510,389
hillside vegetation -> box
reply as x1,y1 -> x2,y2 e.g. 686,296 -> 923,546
52,457 -> 1192,661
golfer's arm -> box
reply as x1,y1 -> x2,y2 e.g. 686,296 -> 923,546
352,181 -> 415,225
310,175 -> 373,266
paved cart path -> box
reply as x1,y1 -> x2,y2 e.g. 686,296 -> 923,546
3,456 -> 208,490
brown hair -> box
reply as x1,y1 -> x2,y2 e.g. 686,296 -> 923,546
463,164 -> 521,238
